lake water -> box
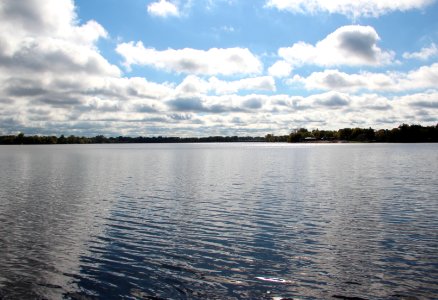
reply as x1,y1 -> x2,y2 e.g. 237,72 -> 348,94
0,143 -> 437,300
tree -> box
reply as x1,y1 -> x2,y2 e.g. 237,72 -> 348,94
17,133 -> 24,144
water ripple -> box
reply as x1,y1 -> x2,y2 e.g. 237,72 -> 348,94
0,144 -> 437,299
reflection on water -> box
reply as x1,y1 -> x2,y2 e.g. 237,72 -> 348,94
0,143 -> 437,299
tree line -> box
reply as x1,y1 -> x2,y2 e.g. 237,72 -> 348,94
0,124 -> 437,145
281,124 -> 438,143
0,133 -> 264,144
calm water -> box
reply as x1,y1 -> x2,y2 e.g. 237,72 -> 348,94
0,143 -> 437,300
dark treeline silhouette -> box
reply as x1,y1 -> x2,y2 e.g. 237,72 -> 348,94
0,124 -> 437,145
0,133 -> 264,145
283,124 -> 438,143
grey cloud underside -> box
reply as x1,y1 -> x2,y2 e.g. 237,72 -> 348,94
0,98 -> 14,104
177,59 -> 202,73
167,97 -> 246,113
315,94 -> 350,107
135,105 -> 159,113
167,97 -> 205,112
126,88 -> 162,100
322,73 -> 353,89
5,84 -> 47,97
95,117 -> 171,123
242,98 -> 263,109
36,96 -> 82,107
339,31 -> 377,62
1,0 -> 50,33
0,44 -> 109,75
421,116 -> 438,122
410,100 -> 438,108
415,109 -> 437,122
364,104 -> 392,111
375,117 -> 404,124
169,113 -> 193,121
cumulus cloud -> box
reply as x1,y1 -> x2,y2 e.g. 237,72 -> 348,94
173,75 -> 276,97
167,97 -> 206,112
403,43 -> 438,60
166,93 -> 293,115
265,0 -> 435,18
277,25 -> 394,67
310,91 -> 351,107
116,42 -> 263,76
147,0 -> 180,17
291,69 -> 394,92
208,76 -> 276,94
399,91 -> 438,108
0,0 -> 119,79
290,63 -> 438,92
0,0 -> 178,135
268,60 -> 293,77
1,0 -> 436,136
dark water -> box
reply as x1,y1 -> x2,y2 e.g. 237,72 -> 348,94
0,143 -> 437,300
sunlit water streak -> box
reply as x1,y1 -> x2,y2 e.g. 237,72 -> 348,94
0,143 -> 437,299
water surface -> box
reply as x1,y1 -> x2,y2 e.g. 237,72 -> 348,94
0,143 -> 437,299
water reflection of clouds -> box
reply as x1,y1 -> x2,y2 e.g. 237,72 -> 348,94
1,144 -> 437,299
0,145 -> 118,298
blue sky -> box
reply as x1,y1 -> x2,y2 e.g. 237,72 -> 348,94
0,0 -> 437,136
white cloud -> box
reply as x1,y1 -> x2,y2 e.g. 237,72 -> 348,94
116,41 -> 263,75
291,69 -> 395,92
268,60 -> 293,77
265,0 -> 435,18
403,43 -> 438,60
175,75 -> 210,96
0,0 -> 436,136
147,0 -> 180,17
208,76 -> 276,94
174,75 -> 276,96
0,0 -> 109,56
0,0 -> 118,77
0,0 -> 178,135
278,25 -> 394,67
290,63 -> 438,92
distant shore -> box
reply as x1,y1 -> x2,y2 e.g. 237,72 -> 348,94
1,124 -> 437,144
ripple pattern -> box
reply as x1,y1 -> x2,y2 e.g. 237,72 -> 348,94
0,143 -> 437,299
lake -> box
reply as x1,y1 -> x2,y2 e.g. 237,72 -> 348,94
0,143 -> 437,299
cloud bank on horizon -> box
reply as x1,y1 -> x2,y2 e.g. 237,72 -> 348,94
0,0 -> 437,137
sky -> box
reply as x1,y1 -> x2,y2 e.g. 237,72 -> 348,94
0,0 -> 437,137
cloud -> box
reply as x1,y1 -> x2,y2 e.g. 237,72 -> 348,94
291,69 -> 394,92
311,91 -> 350,107
147,0 -> 180,17
268,60 -> 293,78
167,94 -> 267,113
116,42 -> 263,75
411,100 -> 438,108
208,76 -> 276,94
290,63 -> 438,92
265,0 -> 435,18
0,0 -> 110,55
0,0 -> 119,78
401,92 -> 438,109
0,0 -> 177,134
0,0 -> 436,136
167,97 -> 206,112
242,98 -> 263,109
277,25 -> 394,67
174,75 -> 209,96
173,75 -> 276,96
403,43 -> 438,60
